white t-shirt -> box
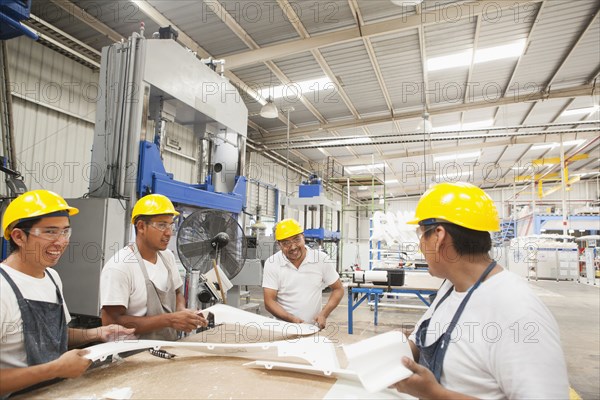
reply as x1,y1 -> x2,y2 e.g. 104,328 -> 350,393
100,246 -> 183,316
262,248 -> 339,323
0,264 -> 71,369
409,270 -> 569,399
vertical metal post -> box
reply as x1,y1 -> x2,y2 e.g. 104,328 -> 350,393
559,136 -> 569,237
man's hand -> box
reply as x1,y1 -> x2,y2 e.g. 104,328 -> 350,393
169,310 -> 207,332
391,357 -> 444,399
97,324 -> 137,342
314,312 -> 327,329
51,349 -> 92,379
289,315 -> 304,324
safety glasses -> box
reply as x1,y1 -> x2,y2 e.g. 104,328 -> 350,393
148,222 -> 176,232
416,224 -> 437,240
279,235 -> 303,249
21,227 -> 72,241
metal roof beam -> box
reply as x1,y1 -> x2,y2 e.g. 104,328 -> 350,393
225,0 -> 542,70
545,7 -> 600,89
258,84 -> 597,142
310,132 -> 597,164
49,0 -> 123,42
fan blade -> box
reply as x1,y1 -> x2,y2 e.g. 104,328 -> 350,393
179,241 -> 214,259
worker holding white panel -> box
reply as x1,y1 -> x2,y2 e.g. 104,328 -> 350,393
392,182 -> 569,399
100,194 -> 207,340
262,218 -> 344,329
0,190 -> 134,397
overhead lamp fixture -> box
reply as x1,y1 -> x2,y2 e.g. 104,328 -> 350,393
260,98 -> 278,119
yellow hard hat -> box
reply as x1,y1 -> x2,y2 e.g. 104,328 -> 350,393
2,190 -> 79,240
131,194 -> 180,224
407,182 -> 500,232
275,218 -> 304,241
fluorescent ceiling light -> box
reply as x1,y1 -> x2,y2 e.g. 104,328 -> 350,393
391,0 -> 424,6
428,39 -> 526,72
358,186 -> 369,191
432,120 -> 493,132
345,163 -> 385,173
530,140 -> 585,151
562,105 -> 599,116
385,179 -> 398,184
428,49 -> 472,72
475,39 -> 526,63
325,137 -> 372,146
434,151 -> 481,162
258,77 -> 333,100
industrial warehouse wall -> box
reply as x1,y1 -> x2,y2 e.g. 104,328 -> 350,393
348,179 -> 600,270
5,36 -> 98,198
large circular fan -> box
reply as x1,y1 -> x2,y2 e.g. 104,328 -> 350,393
176,209 -> 247,279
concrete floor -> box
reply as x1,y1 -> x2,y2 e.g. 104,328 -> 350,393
250,278 -> 600,399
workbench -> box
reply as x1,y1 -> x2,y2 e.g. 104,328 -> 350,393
347,271 -> 443,335
14,325 -> 408,399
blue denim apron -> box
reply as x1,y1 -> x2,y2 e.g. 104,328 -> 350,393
415,261 -> 497,382
0,267 -> 68,366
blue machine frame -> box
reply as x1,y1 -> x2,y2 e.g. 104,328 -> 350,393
137,141 -> 246,214
0,0 -> 38,40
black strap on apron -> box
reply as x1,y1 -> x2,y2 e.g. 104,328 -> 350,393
415,260 -> 497,382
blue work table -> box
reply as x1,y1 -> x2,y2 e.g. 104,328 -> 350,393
347,285 -> 438,334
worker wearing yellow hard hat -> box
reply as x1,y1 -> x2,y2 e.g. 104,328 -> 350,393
391,182 -> 568,399
100,194 -> 206,340
0,190 -> 134,397
262,218 -> 343,329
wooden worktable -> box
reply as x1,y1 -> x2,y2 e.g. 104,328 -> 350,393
17,324 -> 371,399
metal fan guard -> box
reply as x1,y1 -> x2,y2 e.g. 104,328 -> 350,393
176,209 -> 247,279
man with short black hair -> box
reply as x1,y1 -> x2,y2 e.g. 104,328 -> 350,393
0,190 -> 134,397
100,194 -> 206,340
392,182 -> 569,399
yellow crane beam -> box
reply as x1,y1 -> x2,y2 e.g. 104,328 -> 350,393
532,153 -> 589,166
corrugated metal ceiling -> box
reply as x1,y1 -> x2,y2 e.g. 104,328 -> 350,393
25,0 -> 600,197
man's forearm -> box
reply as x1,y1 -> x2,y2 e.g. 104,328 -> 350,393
102,313 -> 172,335
176,291 -> 187,311
265,300 -> 300,323
68,327 -> 100,347
321,285 -> 344,317
0,362 -> 59,396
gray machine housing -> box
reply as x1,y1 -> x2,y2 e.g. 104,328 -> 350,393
55,198 -> 126,317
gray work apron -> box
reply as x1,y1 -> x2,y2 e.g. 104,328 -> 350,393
130,244 -> 178,341
0,267 -> 68,366
415,260 -> 497,382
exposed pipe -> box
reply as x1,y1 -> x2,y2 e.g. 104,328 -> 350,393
265,128 -> 598,151
1,41 -> 17,171
262,121 -> 599,146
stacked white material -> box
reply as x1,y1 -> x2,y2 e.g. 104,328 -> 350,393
508,235 -> 578,280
